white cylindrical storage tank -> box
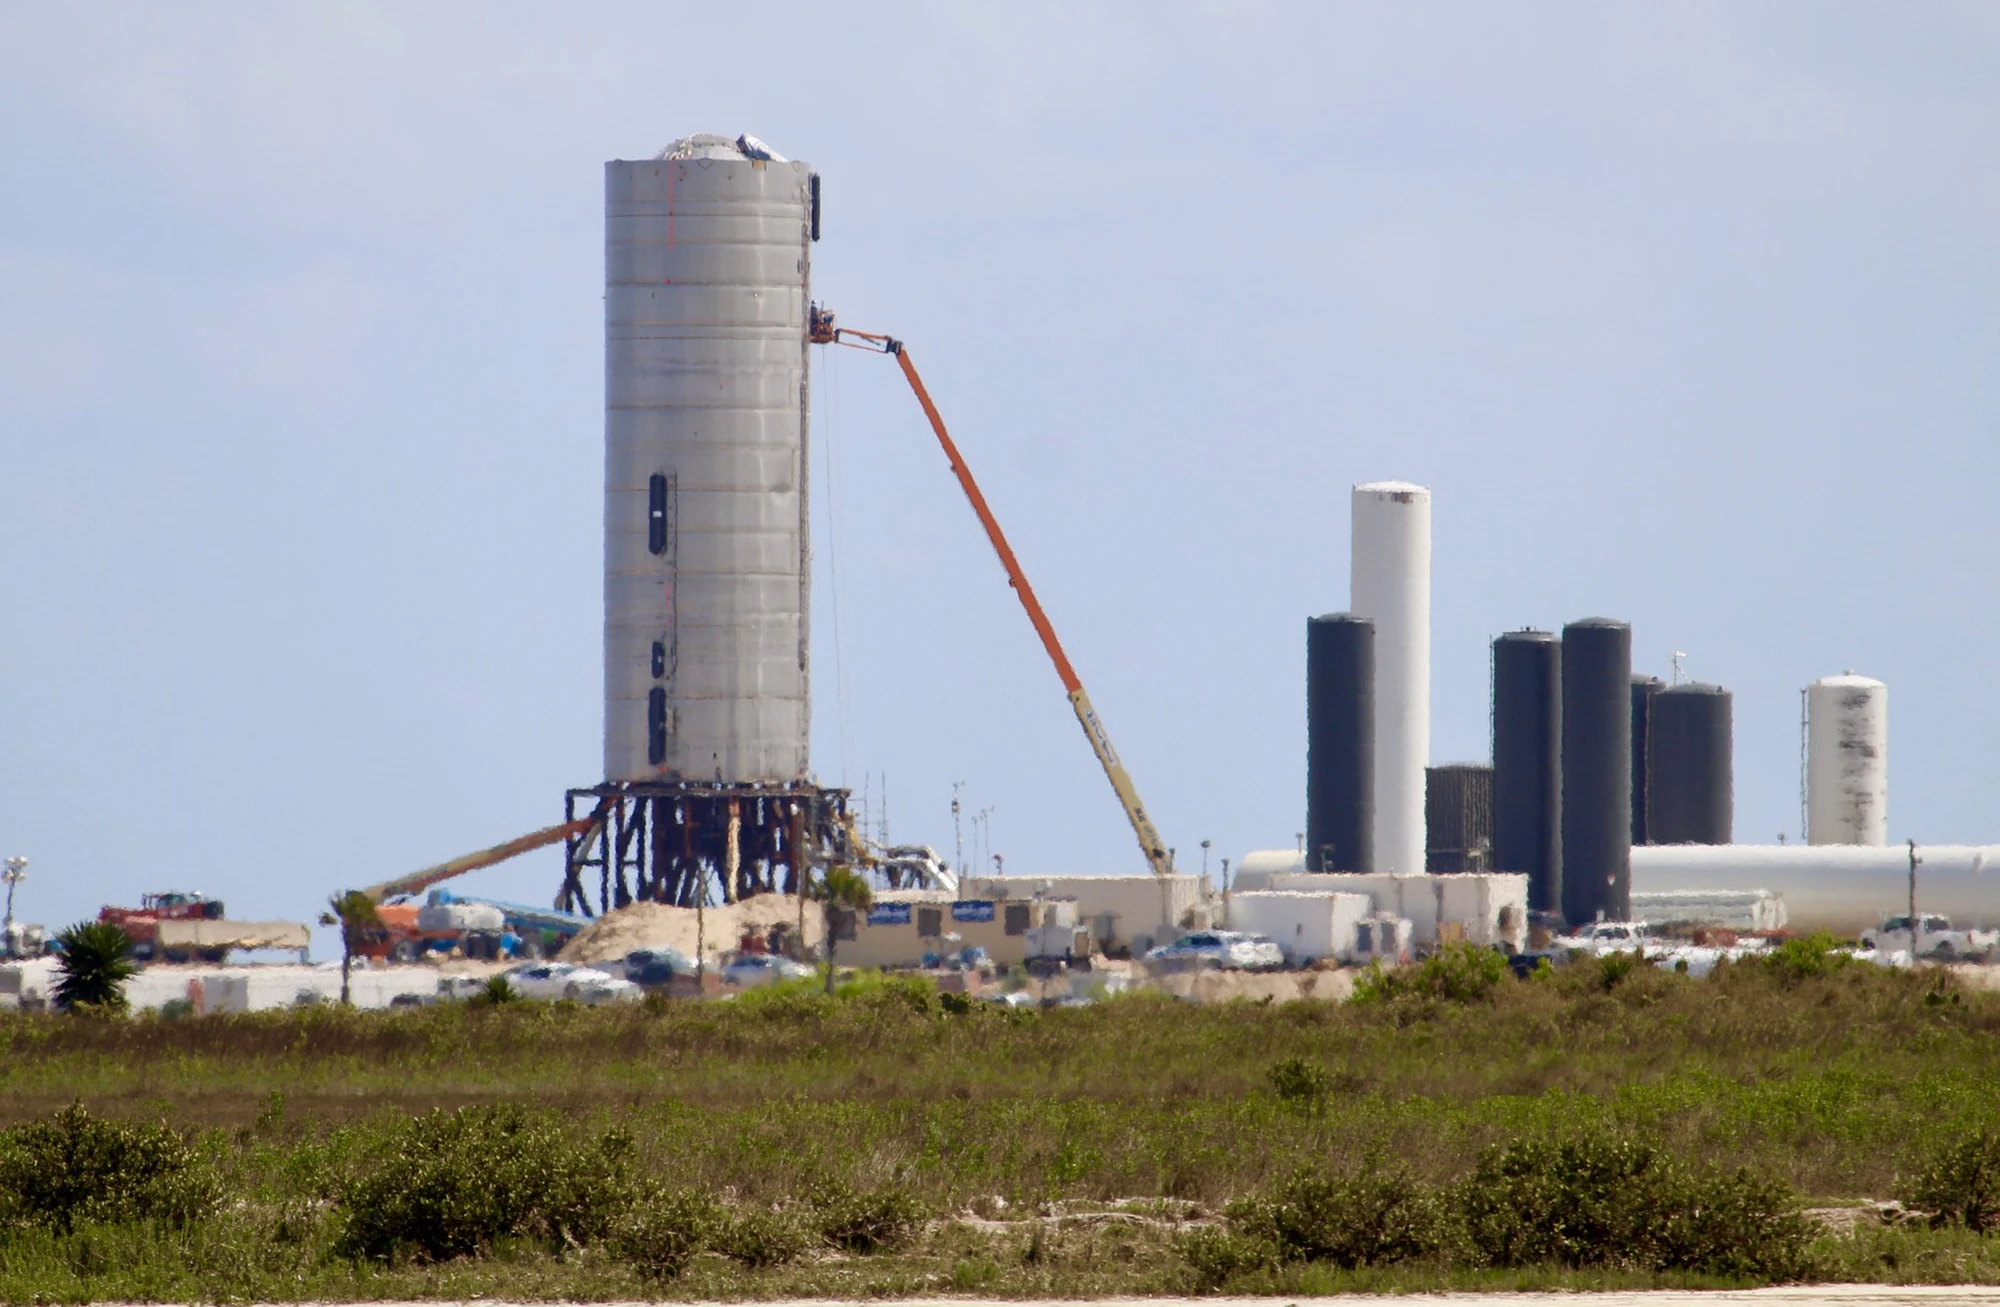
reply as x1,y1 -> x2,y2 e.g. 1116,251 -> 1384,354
1806,674 -> 1887,846
1350,482 -> 1431,874
604,135 -> 815,784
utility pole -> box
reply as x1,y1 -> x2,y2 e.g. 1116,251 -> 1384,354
952,782 -> 966,882
978,808 -> 994,883
1200,839 -> 1211,880
1908,839 -> 1923,962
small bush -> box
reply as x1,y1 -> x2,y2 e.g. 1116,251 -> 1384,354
612,1188 -> 719,1279
335,1105 -> 628,1262
0,1103 -> 220,1234
1351,942 -> 1509,1005
715,1204 -> 811,1267
1594,950 -> 1644,991
1180,1226 -> 1279,1289
1265,1056 -> 1332,1109
1459,1130 -> 1809,1278
471,975 -> 519,1007
1228,1167 -> 1449,1268
811,1180 -> 925,1253
1900,1132 -> 2000,1232
52,921 -> 139,1013
1761,931 -> 1853,985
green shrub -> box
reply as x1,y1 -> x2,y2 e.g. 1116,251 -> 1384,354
1265,1056 -> 1332,1110
471,975 -> 519,1007
714,1205 -> 811,1267
1180,1226 -> 1278,1289
1351,942 -> 1509,1005
611,1188 -> 719,1279
810,1179 -> 925,1253
334,1105 -> 627,1261
1594,950 -> 1644,991
1647,1167 -> 1813,1279
1900,1132 -> 2000,1232
1459,1130 -> 1808,1278
1227,1167 -> 1448,1268
1761,931 -> 1853,985
0,1103 -> 219,1234
52,922 -> 139,1013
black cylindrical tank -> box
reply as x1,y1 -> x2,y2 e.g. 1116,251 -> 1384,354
1492,630 -> 1562,913
1426,763 -> 1494,872
1306,613 -> 1374,873
1562,619 -> 1632,925
1630,675 -> 1664,845
1647,683 -> 1734,845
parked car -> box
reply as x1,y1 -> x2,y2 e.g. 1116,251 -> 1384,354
1144,931 -> 1286,971
503,962 -> 640,1004
720,954 -> 813,989
1861,914 -> 2000,960
623,947 -> 697,987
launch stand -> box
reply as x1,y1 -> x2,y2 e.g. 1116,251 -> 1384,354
556,782 -> 854,917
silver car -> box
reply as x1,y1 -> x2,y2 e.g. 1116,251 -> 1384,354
1145,930 -> 1286,971
720,954 -> 814,989
502,962 -> 641,1004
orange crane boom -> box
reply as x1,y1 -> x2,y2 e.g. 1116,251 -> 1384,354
811,307 -> 1173,878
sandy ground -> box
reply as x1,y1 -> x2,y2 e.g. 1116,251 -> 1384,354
108,1292 -> 2000,1306
1145,964 -> 1355,1003
561,895 -> 822,967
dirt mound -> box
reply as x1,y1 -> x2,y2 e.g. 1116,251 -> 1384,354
560,895 -> 821,966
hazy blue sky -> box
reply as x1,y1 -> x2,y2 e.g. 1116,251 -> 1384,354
2,3 -> 1995,953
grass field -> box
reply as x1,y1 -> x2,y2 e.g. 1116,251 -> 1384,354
7,944 -> 2000,1300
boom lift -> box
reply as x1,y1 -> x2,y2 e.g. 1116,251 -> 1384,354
809,306 -> 1173,879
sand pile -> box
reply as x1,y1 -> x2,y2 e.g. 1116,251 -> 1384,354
561,895 -> 822,965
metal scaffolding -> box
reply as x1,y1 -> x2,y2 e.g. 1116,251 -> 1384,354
555,781 -> 854,917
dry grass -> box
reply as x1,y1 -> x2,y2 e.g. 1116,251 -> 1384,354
0,959 -> 1998,1297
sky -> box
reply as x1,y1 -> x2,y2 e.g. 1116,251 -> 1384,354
1,3 -> 1996,956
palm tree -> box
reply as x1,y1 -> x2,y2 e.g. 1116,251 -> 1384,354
320,891 -> 381,1006
53,920 -> 138,1013
807,866 -> 873,995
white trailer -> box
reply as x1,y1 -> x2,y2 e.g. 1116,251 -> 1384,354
1226,891 -> 1372,965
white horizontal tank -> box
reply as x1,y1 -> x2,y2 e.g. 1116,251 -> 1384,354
1350,482 -> 1431,874
1633,843 -> 1998,935
604,135 -> 816,784
1807,674 -> 1887,846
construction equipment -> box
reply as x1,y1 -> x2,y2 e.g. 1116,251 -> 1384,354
360,813 -> 603,905
809,305 -> 1172,878
340,808 -> 609,963
100,892 -> 228,962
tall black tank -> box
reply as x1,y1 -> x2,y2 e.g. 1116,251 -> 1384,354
1426,763 -> 1493,872
1647,683 -> 1734,845
1492,630 -> 1562,913
1306,613 -> 1374,873
1630,675 -> 1664,845
1562,619 -> 1632,925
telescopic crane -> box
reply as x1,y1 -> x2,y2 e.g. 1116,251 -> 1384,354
810,306 -> 1173,878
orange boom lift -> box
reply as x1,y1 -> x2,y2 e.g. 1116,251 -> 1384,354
810,306 -> 1172,879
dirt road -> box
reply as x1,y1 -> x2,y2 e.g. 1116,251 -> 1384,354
143,1292 -> 2000,1307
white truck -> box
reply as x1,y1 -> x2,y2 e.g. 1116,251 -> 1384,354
1860,914 -> 2000,961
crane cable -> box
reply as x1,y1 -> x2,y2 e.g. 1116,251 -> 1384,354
820,344 -> 853,788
